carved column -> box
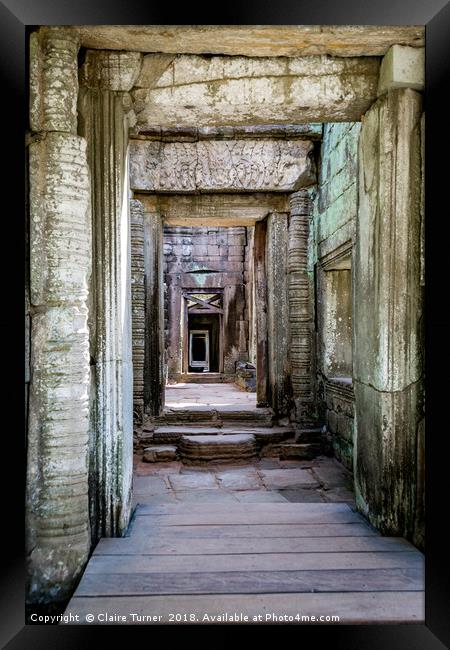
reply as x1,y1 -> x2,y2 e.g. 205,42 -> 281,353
266,212 -> 290,416
130,199 -> 145,423
27,27 -> 91,605
143,211 -> 165,417
78,50 -> 142,538
254,220 -> 268,406
288,191 -> 315,425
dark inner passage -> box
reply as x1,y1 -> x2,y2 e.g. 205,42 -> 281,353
188,313 -> 220,372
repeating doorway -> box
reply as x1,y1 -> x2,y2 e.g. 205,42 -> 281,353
184,291 -> 222,374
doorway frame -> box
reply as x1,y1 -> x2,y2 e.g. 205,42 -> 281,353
189,329 -> 210,371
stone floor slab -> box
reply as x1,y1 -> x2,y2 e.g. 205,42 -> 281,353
216,469 -> 263,490
132,492 -> 178,506
233,490 -> 289,503
278,460 -> 314,469
320,487 -> 356,504
169,472 -> 218,490
165,382 -> 257,409
277,489 -> 325,503
311,462 -> 353,488
174,490 -> 239,503
132,476 -> 170,494
256,458 -> 280,469
259,468 -> 319,489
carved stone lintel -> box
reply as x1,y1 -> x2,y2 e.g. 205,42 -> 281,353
130,139 -> 316,193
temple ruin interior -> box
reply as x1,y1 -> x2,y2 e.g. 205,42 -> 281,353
25,25 -> 425,624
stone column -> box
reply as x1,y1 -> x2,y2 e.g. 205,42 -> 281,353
27,27 -> 91,605
130,199 -> 145,423
78,50 -> 142,538
143,212 -> 165,417
254,220 -> 268,406
288,191 -> 315,426
266,212 -> 290,416
354,88 -> 424,544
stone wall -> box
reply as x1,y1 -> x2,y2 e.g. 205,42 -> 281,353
311,123 -> 360,469
163,225 -> 251,379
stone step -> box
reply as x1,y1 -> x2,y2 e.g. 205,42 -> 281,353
153,426 -> 293,445
261,442 -> 322,460
179,434 -> 257,464
175,374 -> 234,384
156,406 -> 274,427
295,428 -> 324,443
142,445 -> 178,463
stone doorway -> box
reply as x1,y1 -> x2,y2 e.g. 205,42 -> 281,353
26,26 -> 425,616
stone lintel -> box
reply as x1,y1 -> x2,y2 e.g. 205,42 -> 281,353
132,55 -> 380,128
130,139 -> 316,193
133,123 -> 323,141
134,193 -> 290,227
378,45 -> 424,96
75,25 -> 424,57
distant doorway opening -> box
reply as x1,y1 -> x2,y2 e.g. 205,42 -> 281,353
189,330 -> 209,371
183,292 -> 222,373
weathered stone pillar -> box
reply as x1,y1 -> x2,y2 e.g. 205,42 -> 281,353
266,212 -> 290,416
78,50 -> 142,538
143,212 -> 165,417
130,199 -> 145,423
354,88 -> 424,544
27,27 -> 91,604
254,220 -> 268,406
288,191 -> 315,425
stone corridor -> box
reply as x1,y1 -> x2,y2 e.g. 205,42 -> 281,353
26,25 -> 426,624
62,382 -> 424,624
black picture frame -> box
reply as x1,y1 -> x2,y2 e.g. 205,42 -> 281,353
2,0 -> 449,647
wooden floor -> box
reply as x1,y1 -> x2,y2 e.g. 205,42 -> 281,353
63,502 -> 424,625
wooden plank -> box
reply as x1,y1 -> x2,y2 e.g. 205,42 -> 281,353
94,534 -> 414,555
75,567 -> 424,596
63,591 -> 425,624
85,551 -> 423,575
132,510 -> 366,526
136,502 -> 352,514
123,522 -> 378,541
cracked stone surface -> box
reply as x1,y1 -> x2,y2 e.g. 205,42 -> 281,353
132,454 -> 355,508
